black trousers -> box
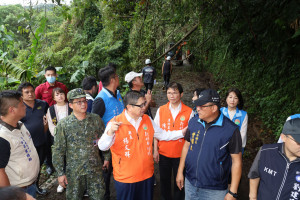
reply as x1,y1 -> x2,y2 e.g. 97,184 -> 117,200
163,74 -> 171,87
100,151 -> 113,200
45,131 -> 54,168
144,83 -> 154,91
35,143 -> 47,186
35,143 -> 47,167
159,154 -> 185,200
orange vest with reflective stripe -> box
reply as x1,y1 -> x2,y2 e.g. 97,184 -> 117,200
158,102 -> 192,158
110,111 -> 154,183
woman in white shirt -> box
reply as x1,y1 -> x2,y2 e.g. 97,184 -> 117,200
47,88 -> 71,136
220,88 -> 248,153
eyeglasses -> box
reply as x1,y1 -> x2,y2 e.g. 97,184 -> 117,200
72,100 -> 88,105
130,102 -> 147,108
285,135 -> 299,144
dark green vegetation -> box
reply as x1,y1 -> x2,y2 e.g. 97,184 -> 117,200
0,0 -> 299,139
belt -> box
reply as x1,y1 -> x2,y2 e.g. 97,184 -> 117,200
21,181 -> 35,189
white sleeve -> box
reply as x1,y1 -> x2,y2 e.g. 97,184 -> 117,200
46,109 -> 55,136
98,122 -> 116,151
189,111 -> 194,121
152,118 -> 184,141
277,137 -> 283,143
154,108 -> 160,127
240,114 -> 248,148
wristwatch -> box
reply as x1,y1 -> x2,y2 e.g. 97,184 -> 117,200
228,190 -> 238,199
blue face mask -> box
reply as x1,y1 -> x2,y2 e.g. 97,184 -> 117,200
46,76 -> 56,84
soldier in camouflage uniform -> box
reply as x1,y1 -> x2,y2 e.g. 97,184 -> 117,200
52,88 -> 108,200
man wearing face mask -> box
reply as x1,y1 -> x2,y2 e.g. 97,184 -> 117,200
35,66 -> 69,107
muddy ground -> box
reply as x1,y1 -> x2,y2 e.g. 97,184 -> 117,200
37,62 -> 275,200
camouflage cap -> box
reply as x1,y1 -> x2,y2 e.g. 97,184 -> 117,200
67,88 -> 86,101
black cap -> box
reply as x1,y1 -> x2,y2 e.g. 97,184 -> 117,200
194,89 -> 220,107
282,118 -> 300,143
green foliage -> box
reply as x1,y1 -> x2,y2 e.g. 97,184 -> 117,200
191,0 -> 300,139
1,0 -> 299,140
0,5 -> 29,48
27,16 -> 47,69
120,0 -> 300,139
0,59 -> 22,89
70,61 -> 89,84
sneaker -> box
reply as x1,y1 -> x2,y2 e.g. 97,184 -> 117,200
36,186 -> 47,195
83,190 -> 89,197
57,185 -> 64,193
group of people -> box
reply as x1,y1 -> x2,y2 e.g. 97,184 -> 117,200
0,58 -> 299,200
0,66 -> 69,198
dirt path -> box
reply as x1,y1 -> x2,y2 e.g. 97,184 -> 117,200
37,62 -> 268,200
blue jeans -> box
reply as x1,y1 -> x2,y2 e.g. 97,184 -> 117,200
23,183 -> 37,198
185,178 -> 227,200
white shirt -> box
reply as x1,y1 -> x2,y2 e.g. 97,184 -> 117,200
46,103 -> 69,136
98,111 -> 184,151
86,93 -> 94,101
154,102 -> 194,127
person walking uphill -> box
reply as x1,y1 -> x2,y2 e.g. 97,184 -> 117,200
143,59 -> 156,91
98,91 -> 187,200
52,88 -> 107,200
176,89 -> 242,200
162,56 -> 172,90
248,118 -> 300,200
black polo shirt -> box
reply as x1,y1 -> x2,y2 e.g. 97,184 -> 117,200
20,99 -> 48,147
